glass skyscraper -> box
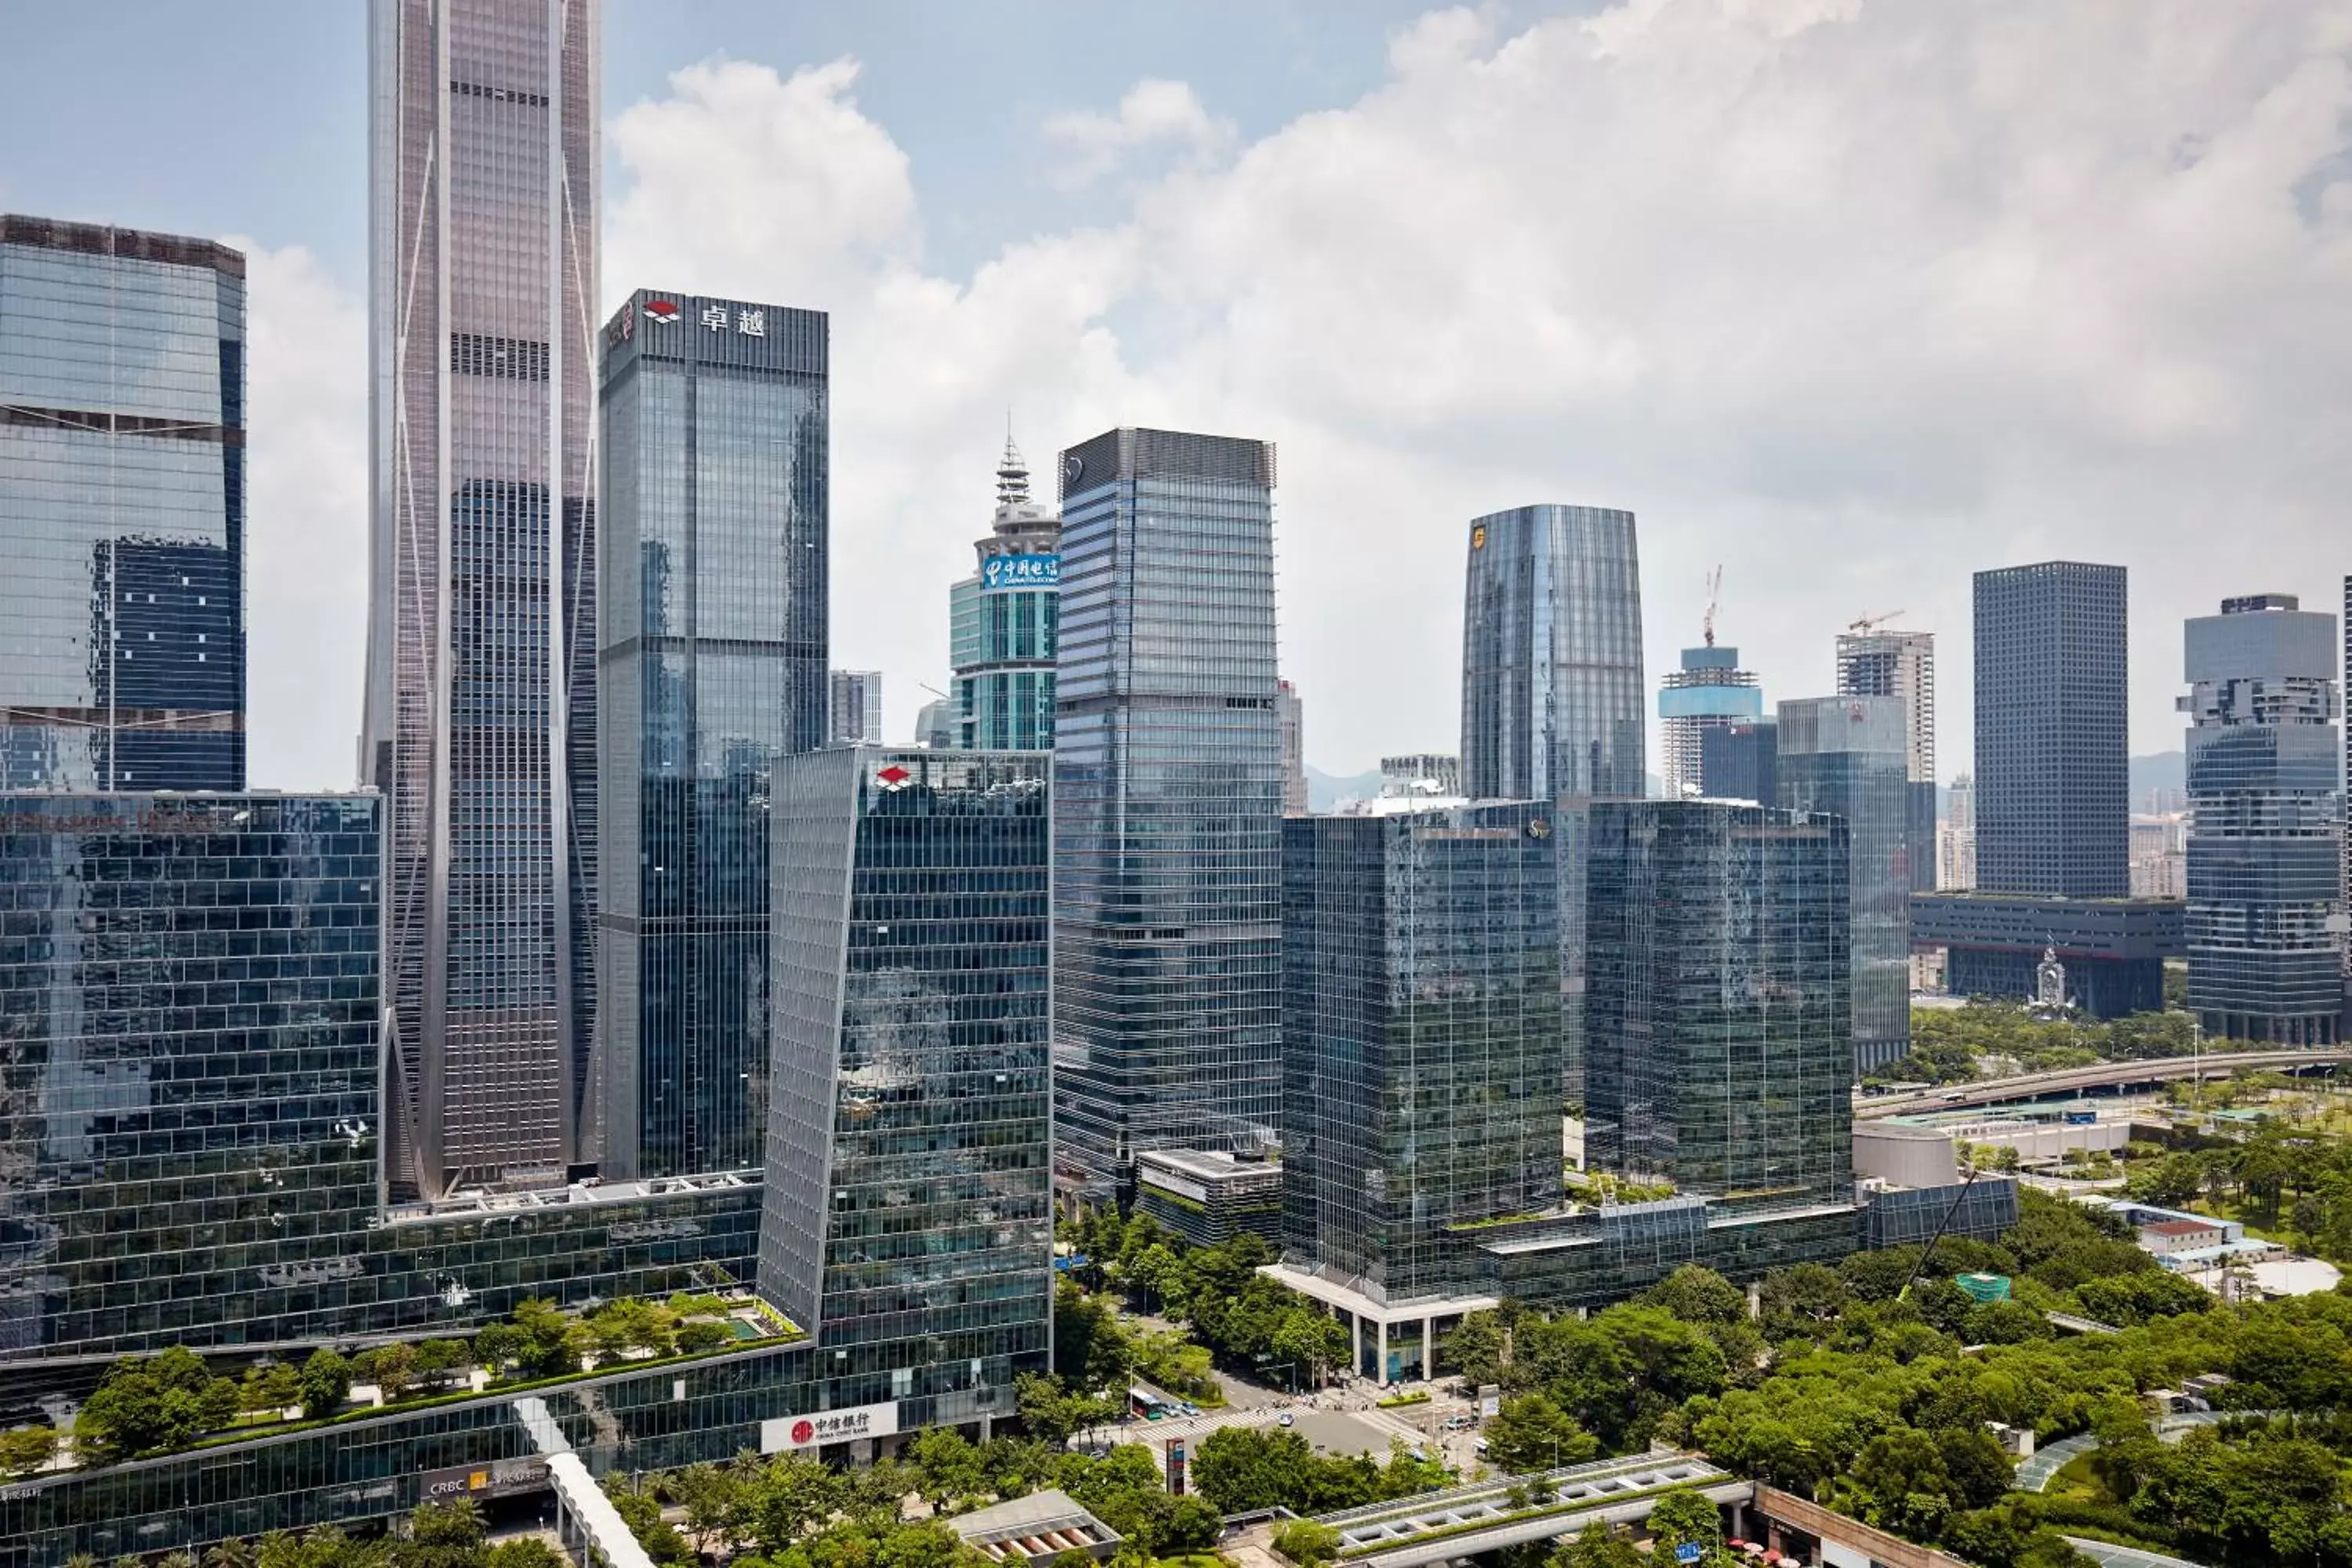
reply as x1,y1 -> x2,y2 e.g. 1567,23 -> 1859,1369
1052,428 -> 1283,1189
2183,594 -> 2341,1044
1460,504 -> 1646,802
1584,800 -> 1853,1207
1279,802 -> 1561,1305
1699,720 -> 1777,807
1973,562 -> 2129,897
596,292 -> 828,1181
0,216 -> 245,793
829,670 -> 884,745
1658,646 -> 1761,799
950,435 -> 1059,751
362,0 -> 601,1200
1778,695 -> 1912,1074
1835,629 -> 1937,895
0,793 -> 380,1360
760,746 -> 1054,1432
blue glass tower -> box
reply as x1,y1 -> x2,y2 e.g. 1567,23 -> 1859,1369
0,216 -> 245,793
951,435 -> 1059,751
1778,696 -> 1912,1074
1052,428 -> 1283,1189
595,291 -> 828,1181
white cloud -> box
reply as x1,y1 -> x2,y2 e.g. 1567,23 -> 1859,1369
1041,78 -> 1238,190
234,240 -> 368,791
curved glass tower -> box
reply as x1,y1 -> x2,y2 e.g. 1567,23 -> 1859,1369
949,434 -> 1059,751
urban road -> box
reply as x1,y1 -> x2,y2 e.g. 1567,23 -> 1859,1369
1853,1048 -> 2352,1119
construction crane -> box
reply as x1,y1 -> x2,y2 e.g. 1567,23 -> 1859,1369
1846,608 -> 1905,636
1701,564 -> 1723,648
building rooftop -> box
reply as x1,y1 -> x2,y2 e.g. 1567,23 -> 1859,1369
2142,1218 -> 2225,1238
949,1490 -> 1122,1562
1134,1147 -> 1282,1186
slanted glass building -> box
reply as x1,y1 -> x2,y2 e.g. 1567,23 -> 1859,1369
951,435 -> 1060,751
1278,802 -> 1561,1307
595,291 -> 828,1181
2182,594 -> 2341,1043
1584,800 -> 1853,1207
0,216 -> 246,793
1052,428 -> 1283,1192
1777,695 -> 1912,1074
761,746 -> 1054,1433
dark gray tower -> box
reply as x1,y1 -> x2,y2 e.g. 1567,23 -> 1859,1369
1052,428 -> 1283,1191
595,292 -> 828,1180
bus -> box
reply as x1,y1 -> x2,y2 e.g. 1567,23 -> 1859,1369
1128,1386 -> 1169,1420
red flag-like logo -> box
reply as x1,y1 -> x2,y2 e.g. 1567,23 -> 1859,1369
876,764 -> 912,791
643,299 -> 681,325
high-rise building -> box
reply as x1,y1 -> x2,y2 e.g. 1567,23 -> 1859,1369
1380,753 -> 1462,797
0,216 -> 246,793
949,434 -> 1058,751
2129,813 -> 2187,898
759,746 -> 1054,1427
829,670 -> 884,746
1836,628 -> 1936,894
1658,646 -> 1762,799
1699,720 -> 1777,806
1461,505 -> 1646,801
0,793 -> 381,1358
1778,696 -> 1912,1073
1584,800 -> 1853,1205
362,0 -> 601,1200
595,292 -> 829,1181
1278,679 -> 1308,815
1973,562 -> 2129,897
1940,773 -> 1976,891
2181,593 -> 2341,1044
1279,802 -> 1561,1313
913,695 -> 957,750
1052,428 -> 1282,1189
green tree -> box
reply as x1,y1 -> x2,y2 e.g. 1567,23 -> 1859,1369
485,1544 -> 565,1568
1443,1311 -> 1508,1390
1485,1394 -> 1600,1475
1272,1520 -> 1341,1566
390,1499 -> 483,1568
362,1342 -> 422,1403
76,1348 -> 241,1464
241,1362 -> 303,1415
676,1319 -> 732,1355
0,1424 -> 60,1478
1646,1488 -> 1729,1566
908,1426 -> 987,1512
1015,1372 -> 1118,1447
661,1461 -> 746,1557
603,1477 -> 693,1564
1551,1522 -> 1642,1568
299,1348 -> 354,1421
745,1451 -> 845,1552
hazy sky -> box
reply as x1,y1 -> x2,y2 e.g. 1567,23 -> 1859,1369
5,0 -> 2347,788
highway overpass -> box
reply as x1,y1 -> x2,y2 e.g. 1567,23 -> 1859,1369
1855,1049 -> 2352,1119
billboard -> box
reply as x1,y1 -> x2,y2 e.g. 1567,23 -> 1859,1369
982,554 -> 1059,593
420,1457 -> 552,1504
761,1399 -> 900,1453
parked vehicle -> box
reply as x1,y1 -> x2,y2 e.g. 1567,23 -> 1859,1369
1279,1412 -> 1296,1428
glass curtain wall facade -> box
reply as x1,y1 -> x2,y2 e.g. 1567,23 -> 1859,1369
949,436 -> 1060,751
829,670 -> 883,745
0,216 -> 246,793
596,292 -> 828,1181
1052,428 -> 1282,1187
362,0 -> 601,1200
1973,563 -> 2129,898
760,746 -> 1053,1432
1279,803 -> 1561,1305
1777,695 -> 1911,1074
0,794 -> 379,1360
1658,646 -> 1761,799
2182,594 -> 2341,1043
1699,720 -> 1777,807
1836,630 -> 1937,894
1584,800 -> 1853,1207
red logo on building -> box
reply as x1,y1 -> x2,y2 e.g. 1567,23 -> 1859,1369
791,1419 -> 815,1445
876,764 -> 912,791
643,299 -> 681,325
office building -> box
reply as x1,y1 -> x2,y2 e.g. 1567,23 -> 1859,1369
2129,813 -> 2187,899
1659,646 -> 1762,799
1279,679 -> 1308,815
1052,428 -> 1283,1189
362,0 -> 601,1199
760,747 -> 1054,1428
0,216 -> 246,793
2181,594 -> 2341,1043
596,292 -> 829,1181
1940,773 -> 1977,891
949,434 -> 1059,751
1912,893 -> 2180,1015
1380,753 -> 1462,797
1699,720 -> 1777,806
1461,505 -> 1646,801
1778,696 -> 1912,1073
1584,800 -> 1853,1207
829,670 -> 884,746
1836,627 -> 1936,893
1134,1149 -> 1283,1247
913,697 -> 957,750
1278,802 -> 1562,1312
1973,562 -> 2129,896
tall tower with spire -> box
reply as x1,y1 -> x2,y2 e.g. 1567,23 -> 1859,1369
949,430 -> 1062,750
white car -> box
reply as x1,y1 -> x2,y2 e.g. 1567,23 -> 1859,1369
1279,1412 -> 1295,1428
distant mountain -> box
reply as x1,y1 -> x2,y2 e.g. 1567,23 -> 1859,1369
1305,764 -> 1381,811
2130,751 -> 2184,804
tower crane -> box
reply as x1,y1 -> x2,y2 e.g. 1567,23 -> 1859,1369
1702,564 -> 1723,648
1847,608 -> 1905,635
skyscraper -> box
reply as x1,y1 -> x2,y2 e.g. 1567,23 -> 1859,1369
1279,802 -> 1561,1312
1658,646 -> 1761,799
0,216 -> 246,793
1053,428 -> 1282,1189
1940,773 -> 1976,890
1777,695 -> 1912,1073
362,0 -> 601,1199
829,670 -> 884,746
1973,563 -> 2129,897
1460,505 -> 1646,801
1699,720 -> 1777,807
1278,679 -> 1308,815
1836,627 -> 1936,894
759,746 -> 1054,1428
1380,753 -> 1462,797
596,292 -> 829,1181
949,435 -> 1059,751
2182,594 -> 2341,1044
1584,800 -> 1852,1206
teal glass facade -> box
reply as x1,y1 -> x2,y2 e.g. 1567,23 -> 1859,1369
952,438 -> 1060,751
